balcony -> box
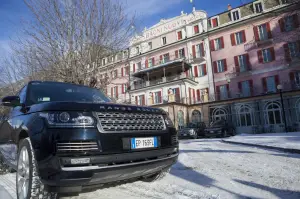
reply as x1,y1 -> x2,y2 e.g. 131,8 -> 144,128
132,54 -> 192,78
131,74 -> 196,91
244,38 -> 273,51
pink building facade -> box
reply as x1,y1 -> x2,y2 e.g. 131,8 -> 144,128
99,0 -> 300,133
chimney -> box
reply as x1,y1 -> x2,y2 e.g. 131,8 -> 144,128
227,4 -> 232,10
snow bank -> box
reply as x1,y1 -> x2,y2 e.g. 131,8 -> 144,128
225,132 -> 300,150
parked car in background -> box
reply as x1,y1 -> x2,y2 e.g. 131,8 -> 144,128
178,122 -> 206,139
0,81 -> 179,198
204,119 -> 235,138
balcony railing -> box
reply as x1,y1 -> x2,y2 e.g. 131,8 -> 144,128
131,74 -> 195,90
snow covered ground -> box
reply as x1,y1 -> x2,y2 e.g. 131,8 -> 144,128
1,139 -> 300,199
225,132 -> 300,150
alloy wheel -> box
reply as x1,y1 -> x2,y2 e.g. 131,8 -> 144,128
17,146 -> 30,199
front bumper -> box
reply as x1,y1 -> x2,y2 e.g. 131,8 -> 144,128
39,147 -> 178,193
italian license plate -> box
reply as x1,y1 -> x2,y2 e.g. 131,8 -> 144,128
131,137 -> 158,149
70,158 -> 90,165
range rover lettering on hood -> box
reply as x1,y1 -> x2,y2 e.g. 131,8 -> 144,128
99,105 -> 161,113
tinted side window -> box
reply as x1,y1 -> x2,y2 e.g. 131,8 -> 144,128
19,86 -> 28,104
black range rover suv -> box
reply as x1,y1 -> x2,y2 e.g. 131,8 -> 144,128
0,81 -> 178,198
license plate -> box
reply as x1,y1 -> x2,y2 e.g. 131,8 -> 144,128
70,158 -> 90,165
131,137 -> 158,149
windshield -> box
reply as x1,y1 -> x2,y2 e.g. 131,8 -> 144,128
27,82 -> 111,105
210,120 -> 225,127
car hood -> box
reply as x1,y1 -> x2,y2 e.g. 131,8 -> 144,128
27,101 -> 165,114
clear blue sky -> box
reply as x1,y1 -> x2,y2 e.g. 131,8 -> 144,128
0,0 -> 254,55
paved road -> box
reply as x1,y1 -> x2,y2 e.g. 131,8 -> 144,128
1,139 -> 300,199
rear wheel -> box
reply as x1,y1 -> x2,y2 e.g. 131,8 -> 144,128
16,138 -> 57,199
142,167 -> 171,182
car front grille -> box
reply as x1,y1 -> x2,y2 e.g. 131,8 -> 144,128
96,112 -> 166,132
56,141 -> 99,153
171,135 -> 178,144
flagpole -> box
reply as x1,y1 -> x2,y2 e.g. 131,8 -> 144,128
190,0 -> 195,10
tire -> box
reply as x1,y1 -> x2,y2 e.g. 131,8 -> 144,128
142,167 -> 171,182
16,138 -> 57,199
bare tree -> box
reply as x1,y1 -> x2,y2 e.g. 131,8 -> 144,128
9,0 -> 135,90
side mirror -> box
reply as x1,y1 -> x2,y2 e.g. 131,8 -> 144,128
1,96 -> 21,107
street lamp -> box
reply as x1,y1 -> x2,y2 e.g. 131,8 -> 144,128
277,84 -> 288,133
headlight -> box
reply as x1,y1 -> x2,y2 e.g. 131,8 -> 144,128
189,130 -> 195,135
164,115 -> 174,127
39,112 -> 95,128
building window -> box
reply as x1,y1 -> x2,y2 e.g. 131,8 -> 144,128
196,44 -> 204,57
231,10 -> 240,21
125,66 -> 129,75
112,70 -> 118,78
137,62 -> 142,70
194,25 -> 199,34
212,108 -> 228,121
138,95 -> 144,105
288,42 -> 298,58
294,72 -> 300,85
102,58 -> 106,66
123,51 -> 128,59
258,24 -> 268,41
148,58 -> 153,67
136,46 -> 140,54
241,80 -> 251,97
237,105 -> 253,127
265,101 -> 282,125
217,60 -> 225,73
254,2 -> 263,13
177,31 -> 182,40
148,42 -> 152,50
191,110 -> 201,124
163,53 -> 170,63
113,86 -> 118,98
179,48 -> 185,58
214,37 -> 223,50
238,55 -> 247,72
154,91 -> 162,104
266,76 -> 276,92
122,84 -> 127,94
210,17 -> 219,28
220,85 -> 229,100
262,48 -> 273,63
162,36 -> 167,45
198,64 -> 207,76
285,15 -> 294,31
235,32 -> 244,45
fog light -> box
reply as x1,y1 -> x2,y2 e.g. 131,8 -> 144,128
70,158 -> 90,165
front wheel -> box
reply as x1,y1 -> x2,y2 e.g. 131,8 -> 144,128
16,138 -> 57,199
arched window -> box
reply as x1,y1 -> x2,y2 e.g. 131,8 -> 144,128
192,110 -> 201,124
237,105 -> 253,126
212,108 -> 227,121
265,101 -> 282,124
178,110 -> 184,129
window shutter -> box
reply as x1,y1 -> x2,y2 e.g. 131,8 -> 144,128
133,64 -> 136,72
111,87 -> 113,97
116,86 -> 118,98
283,43 -> 291,62
230,33 -> 236,46
213,61 -> 218,73
152,57 -> 155,66
175,50 -> 179,58
175,88 -> 180,99
189,88 -> 192,104
160,55 -> 163,62
226,84 -> 230,98
266,22 -> 272,39
249,80 -> 254,96
203,64 -> 207,75
278,18 -> 285,32
145,59 -> 148,68
177,31 -> 182,40
196,89 -> 201,101
216,86 -> 220,100
194,66 -> 199,77
115,70 -> 118,78
257,50 -> 263,63
210,40 -> 215,51
122,84 -> 124,94
224,59 -> 227,71
192,89 -> 196,102
192,45 -> 196,58
262,77 -> 267,92
253,26 -> 259,41
245,54 -> 251,70
275,75 -> 280,87
194,25 -> 199,33
121,68 -> 124,77
142,95 -> 145,105
238,82 -> 242,92
289,72 -> 295,81
242,30 -> 246,43
135,96 -> 138,105
270,47 -> 275,61
200,43 -> 205,56
293,14 -> 299,29
212,18 -> 217,27
234,56 -> 240,72
220,37 -> 225,48
185,69 -> 189,77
